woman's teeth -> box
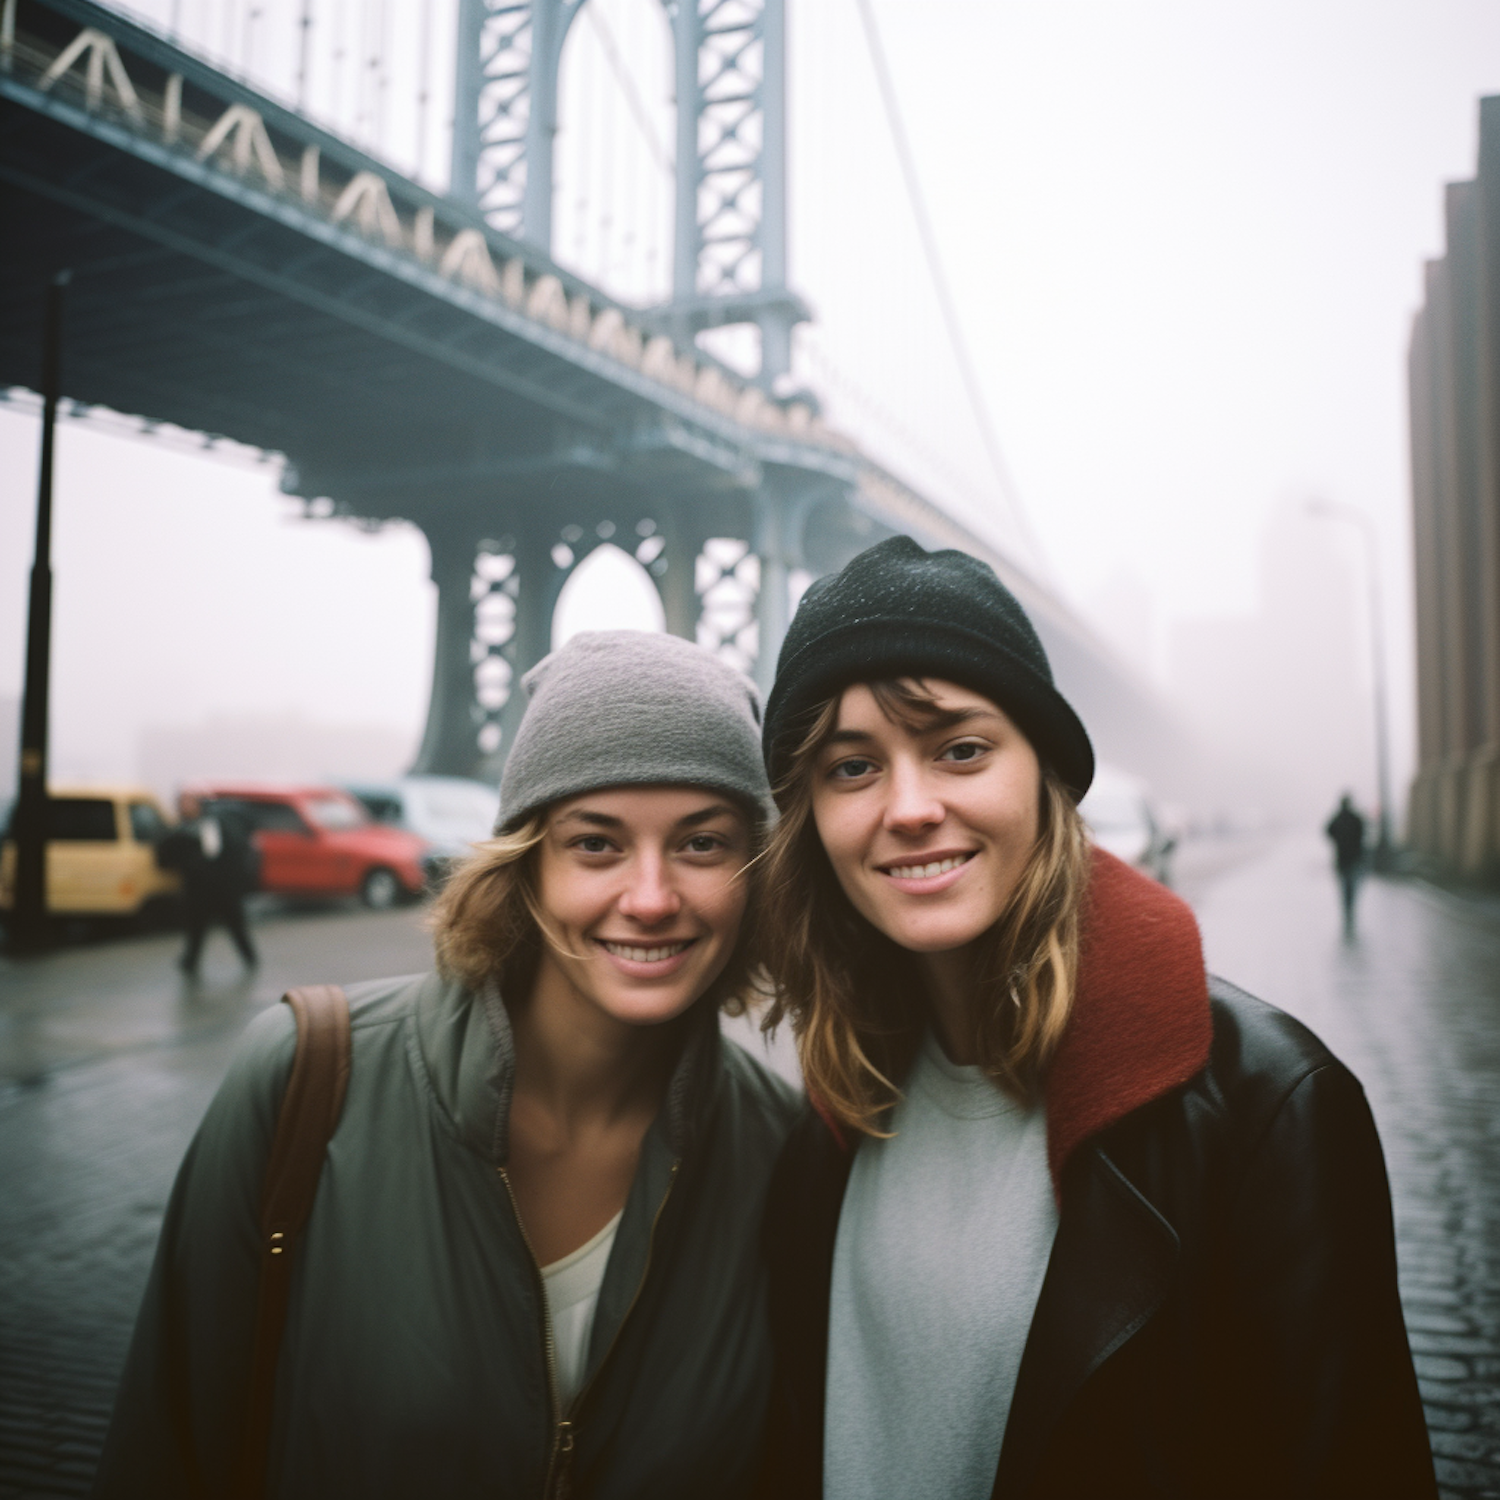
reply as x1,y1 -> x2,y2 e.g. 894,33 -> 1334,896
601,940 -> 690,963
886,854 -> 972,880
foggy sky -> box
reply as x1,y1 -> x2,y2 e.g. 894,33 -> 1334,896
5,0 -> 1498,811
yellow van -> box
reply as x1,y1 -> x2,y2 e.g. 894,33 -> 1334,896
0,784 -> 181,919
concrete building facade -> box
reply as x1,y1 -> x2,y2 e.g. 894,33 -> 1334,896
1409,95 -> 1500,877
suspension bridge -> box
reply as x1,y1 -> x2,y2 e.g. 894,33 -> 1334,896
0,0 -> 1177,784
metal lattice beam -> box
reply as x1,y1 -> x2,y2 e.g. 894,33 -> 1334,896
451,0 -> 535,235
669,0 -> 803,381
680,1 -> 766,299
450,0 -> 802,380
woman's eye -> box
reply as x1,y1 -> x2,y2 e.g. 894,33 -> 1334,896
830,757 -> 877,780
684,834 -> 725,855
575,835 -> 613,854
940,741 -> 987,763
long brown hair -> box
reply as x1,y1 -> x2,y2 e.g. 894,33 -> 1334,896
758,679 -> 1091,1135
429,801 -> 765,1016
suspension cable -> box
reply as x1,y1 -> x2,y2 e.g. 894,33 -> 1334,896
416,0 -> 432,178
583,2 -> 673,174
852,0 -> 1045,568
297,0 -> 313,113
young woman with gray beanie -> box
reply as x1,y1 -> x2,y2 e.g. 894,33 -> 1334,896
752,536 -> 1433,1498
96,630 -> 799,1500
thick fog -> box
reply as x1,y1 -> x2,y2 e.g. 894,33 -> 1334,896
6,0 -> 1500,828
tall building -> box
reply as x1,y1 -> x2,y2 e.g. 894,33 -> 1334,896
1168,504 -> 1372,830
1408,96 -> 1500,877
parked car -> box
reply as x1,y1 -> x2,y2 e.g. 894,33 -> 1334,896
180,783 -> 428,908
1077,763 -> 1177,885
344,775 -> 500,886
0,784 -> 181,921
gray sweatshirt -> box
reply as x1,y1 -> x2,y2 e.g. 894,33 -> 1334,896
825,1029 -> 1058,1500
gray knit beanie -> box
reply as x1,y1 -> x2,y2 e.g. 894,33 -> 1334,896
497,630 -> 771,831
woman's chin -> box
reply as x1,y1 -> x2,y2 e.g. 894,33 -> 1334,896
586,982 -> 706,1030
866,908 -> 993,956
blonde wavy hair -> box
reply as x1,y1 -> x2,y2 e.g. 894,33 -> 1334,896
759,678 -> 1091,1136
429,802 -> 765,1016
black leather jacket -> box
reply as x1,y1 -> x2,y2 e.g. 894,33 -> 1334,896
758,966 -> 1435,1498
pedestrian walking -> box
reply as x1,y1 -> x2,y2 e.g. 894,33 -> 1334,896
1326,792 -> 1368,937
95,631 -> 798,1499
752,537 -> 1434,1499
157,800 -> 259,976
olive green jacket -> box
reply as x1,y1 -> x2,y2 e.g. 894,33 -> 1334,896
94,972 -> 800,1499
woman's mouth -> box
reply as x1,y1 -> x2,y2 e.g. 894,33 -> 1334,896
596,938 -> 698,976
883,854 -> 972,880
599,940 -> 693,963
878,850 -> 976,893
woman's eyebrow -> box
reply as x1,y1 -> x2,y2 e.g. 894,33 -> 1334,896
555,805 -> 738,829
919,706 -> 994,732
554,809 -> 622,828
827,708 -> 995,745
678,804 -> 739,828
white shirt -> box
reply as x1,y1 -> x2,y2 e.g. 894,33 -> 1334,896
541,1210 -> 622,1411
825,1030 -> 1058,1500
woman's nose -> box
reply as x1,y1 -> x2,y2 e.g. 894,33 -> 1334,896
616,854 -> 682,924
882,761 -> 945,833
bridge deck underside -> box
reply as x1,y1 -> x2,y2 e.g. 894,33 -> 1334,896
0,95 -> 757,534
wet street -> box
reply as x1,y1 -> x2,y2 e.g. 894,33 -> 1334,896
1,838 -> 1498,1498
1192,839 -> 1500,1498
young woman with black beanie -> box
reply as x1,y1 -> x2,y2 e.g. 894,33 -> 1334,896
96,630 -> 798,1500
753,535 -> 1434,1499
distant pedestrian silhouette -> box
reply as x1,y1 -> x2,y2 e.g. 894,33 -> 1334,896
157,801 -> 259,977
1325,794 -> 1367,938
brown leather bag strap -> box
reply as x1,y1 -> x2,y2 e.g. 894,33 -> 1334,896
236,985 -> 351,1499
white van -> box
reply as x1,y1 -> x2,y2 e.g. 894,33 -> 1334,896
344,775 -> 500,886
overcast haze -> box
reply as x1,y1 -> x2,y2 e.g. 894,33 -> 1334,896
5,0 -> 1499,817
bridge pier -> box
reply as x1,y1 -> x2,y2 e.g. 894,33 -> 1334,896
410,528 -> 490,780
410,501 -> 733,785
657,514 -> 711,641
406,481 -> 832,784
751,484 -> 817,701
406,480 -> 846,785
410,522 -> 556,784
493,522 -> 568,765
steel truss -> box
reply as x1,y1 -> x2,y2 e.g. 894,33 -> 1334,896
451,0 -> 803,386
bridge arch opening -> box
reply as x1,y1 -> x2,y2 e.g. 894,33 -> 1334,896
553,0 -> 675,308
553,542 -> 667,649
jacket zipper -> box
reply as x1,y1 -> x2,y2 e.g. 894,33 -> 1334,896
504,1160 -> 682,1500
497,1166 -> 566,1499
573,1161 -> 680,1413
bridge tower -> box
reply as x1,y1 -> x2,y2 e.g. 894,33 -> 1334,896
410,0 -> 817,784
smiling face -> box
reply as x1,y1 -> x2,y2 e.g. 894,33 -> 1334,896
531,786 -> 752,1030
810,680 -> 1042,958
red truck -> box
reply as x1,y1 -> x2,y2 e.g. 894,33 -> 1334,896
181,784 -> 429,908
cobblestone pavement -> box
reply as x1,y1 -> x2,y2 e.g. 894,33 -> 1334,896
1190,838 -> 1500,1500
1,841 -> 1497,1497
0,902 -> 439,1499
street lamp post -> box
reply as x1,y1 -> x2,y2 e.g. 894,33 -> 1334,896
1307,498 -> 1395,870
9,270 -> 70,953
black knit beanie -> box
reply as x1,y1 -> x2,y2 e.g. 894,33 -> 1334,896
763,535 -> 1094,797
